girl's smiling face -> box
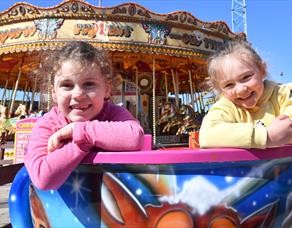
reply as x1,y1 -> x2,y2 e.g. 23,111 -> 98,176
52,59 -> 111,122
218,56 -> 265,110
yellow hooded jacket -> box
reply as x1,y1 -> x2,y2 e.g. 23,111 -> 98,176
199,80 -> 292,149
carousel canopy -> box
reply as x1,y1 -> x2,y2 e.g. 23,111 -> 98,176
0,0 -> 244,91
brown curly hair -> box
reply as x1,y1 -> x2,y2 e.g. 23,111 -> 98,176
34,41 -> 112,110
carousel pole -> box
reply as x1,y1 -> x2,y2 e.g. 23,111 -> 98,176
152,57 -> 156,145
8,83 -> 15,111
196,90 -> 204,113
171,69 -> 179,107
1,80 -> 8,105
46,74 -> 52,111
193,73 -> 200,112
175,70 -> 180,104
135,66 -> 139,118
10,58 -> 24,115
200,91 -> 206,112
187,60 -> 195,108
121,79 -> 125,106
22,81 -> 28,103
29,75 -> 38,112
188,69 -> 194,108
38,91 -> 42,111
24,87 -> 30,107
164,71 -> 169,102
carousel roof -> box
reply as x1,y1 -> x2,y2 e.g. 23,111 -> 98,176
0,0 -> 245,90
0,0 -> 244,54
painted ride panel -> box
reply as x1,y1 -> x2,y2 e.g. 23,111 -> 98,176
9,145 -> 292,227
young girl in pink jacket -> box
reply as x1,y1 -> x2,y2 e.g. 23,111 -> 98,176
24,41 -> 144,190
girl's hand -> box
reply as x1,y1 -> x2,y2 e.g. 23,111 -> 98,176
267,115 -> 292,147
47,123 -> 74,153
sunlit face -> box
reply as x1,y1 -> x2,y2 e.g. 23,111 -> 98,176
217,56 -> 265,110
52,60 -> 111,122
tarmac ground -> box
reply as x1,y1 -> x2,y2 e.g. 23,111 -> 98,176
0,184 -> 11,227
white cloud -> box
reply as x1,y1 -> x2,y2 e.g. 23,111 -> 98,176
159,175 -> 262,215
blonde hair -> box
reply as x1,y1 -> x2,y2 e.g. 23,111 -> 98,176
207,40 -> 267,92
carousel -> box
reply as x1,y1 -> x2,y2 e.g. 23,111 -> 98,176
0,0 -> 245,149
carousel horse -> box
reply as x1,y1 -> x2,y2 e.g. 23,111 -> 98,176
14,103 -> 27,119
0,105 -> 14,134
0,105 -> 9,141
176,107 -> 205,135
0,105 -> 8,122
161,104 -> 204,135
1,103 -> 28,135
28,109 -> 45,118
176,115 -> 198,135
162,105 -> 190,133
158,102 -> 205,134
157,102 -> 177,126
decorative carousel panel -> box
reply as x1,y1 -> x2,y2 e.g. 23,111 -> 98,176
9,147 -> 292,228
0,1 -> 244,57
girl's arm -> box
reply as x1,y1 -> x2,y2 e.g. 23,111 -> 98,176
46,104 -> 144,151
24,118 -> 89,190
278,84 -> 292,117
267,114 -> 292,147
199,109 -> 267,149
73,103 -> 144,151
73,119 -> 144,151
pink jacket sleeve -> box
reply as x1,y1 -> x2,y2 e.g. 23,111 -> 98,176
74,120 -> 144,151
24,114 -> 89,190
73,103 -> 144,151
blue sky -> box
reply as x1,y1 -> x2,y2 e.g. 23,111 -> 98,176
1,0 -> 291,84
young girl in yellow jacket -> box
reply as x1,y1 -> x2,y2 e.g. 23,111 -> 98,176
199,40 -> 292,149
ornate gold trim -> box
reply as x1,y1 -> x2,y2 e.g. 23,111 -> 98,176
0,41 -> 209,58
